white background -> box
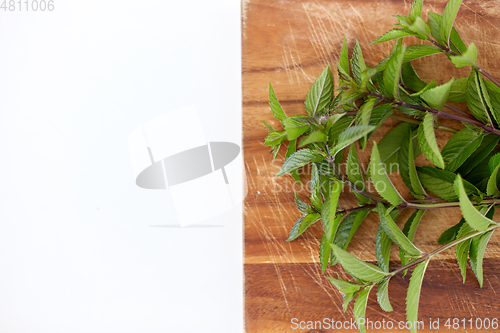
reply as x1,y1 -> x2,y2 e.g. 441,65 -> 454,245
0,0 -> 243,332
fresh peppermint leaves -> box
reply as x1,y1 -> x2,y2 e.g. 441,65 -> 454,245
263,0 -> 500,332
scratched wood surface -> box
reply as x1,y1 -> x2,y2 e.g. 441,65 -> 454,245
243,1 -> 500,332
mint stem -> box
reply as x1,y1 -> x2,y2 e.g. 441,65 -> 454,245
383,224 -> 498,280
368,90 -> 500,136
428,37 -> 500,88
389,114 -> 458,133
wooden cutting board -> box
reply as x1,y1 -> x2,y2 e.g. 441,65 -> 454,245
243,0 -> 500,332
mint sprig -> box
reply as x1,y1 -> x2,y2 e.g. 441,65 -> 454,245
262,1 -> 500,331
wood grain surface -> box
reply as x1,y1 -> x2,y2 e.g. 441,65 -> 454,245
243,1 -> 500,332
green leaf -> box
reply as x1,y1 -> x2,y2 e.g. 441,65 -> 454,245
343,292 -> 356,312
406,260 -> 430,333
428,13 -> 443,44
400,210 -> 426,270
397,97 -> 426,117
455,221 -> 474,282
448,77 -> 468,102
327,112 -> 347,126
326,276 -> 361,294
376,279 -> 394,312
402,62 -> 427,92
450,43 -> 478,68
319,233 -> 331,272
337,62 -> 351,83
330,243 -> 390,282
398,126 -> 420,191
370,29 -> 416,44
441,128 -> 483,172
283,116 -> 309,141
322,181 -> 343,241
366,104 -> 393,142
439,0 -> 464,47
318,174 -> 330,202
384,44 -> 406,98
336,209 -> 370,250
333,148 -> 345,171
403,44 -> 441,63
346,145 -> 371,205
316,159 -> 335,178
420,78 -> 454,111
270,144 -> 281,160
351,41 -> 367,84
268,82 -> 287,121
289,116 -> 318,126
410,80 -> 437,98
286,140 -> 300,183
484,80 -> 500,127
457,134 -> 500,175
394,14 -> 412,29
466,69 -> 491,125
330,125 -> 376,158
328,116 -> 354,146
287,216 -> 304,242
377,203 -> 422,256
478,73 -> 495,127
294,191 -> 309,214
418,166 -> 479,201
438,218 -> 465,244
375,224 -> 392,273
340,89 -> 360,106
339,36 -> 349,75
286,213 -> 321,241
357,100 -> 375,128
333,214 -> 356,249
455,174 -> 496,231
489,153 -> 500,173
486,153 -> 500,196
276,149 -> 324,177
408,134 -> 427,198
408,16 -> 432,39
450,27 -> 468,54
417,113 -> 445,169
261,120 -> 275,132
408,0 -> 424,22
354,285 -> 375,333
405,210 -> 426,241
370,142 -> 405,206
264,131 -> 287,147
310,163 -> 323,210
298,131 -> 327,147
356,98 -> 377,148
305,66 -> 334,116
346,145 -> 365,189
378,122 -> 416,174
470,230 -> 495,288
466,149 -> 500,192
